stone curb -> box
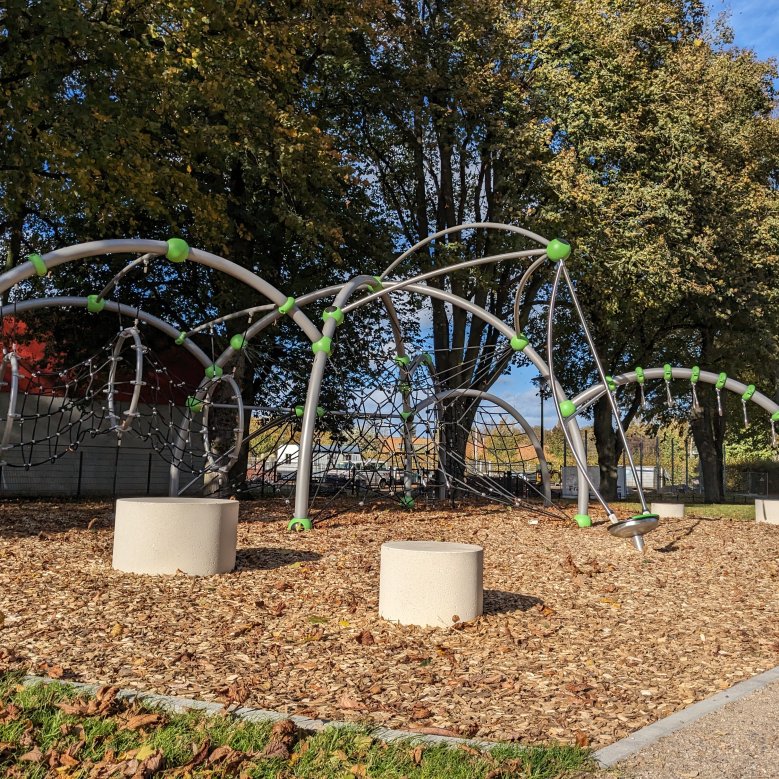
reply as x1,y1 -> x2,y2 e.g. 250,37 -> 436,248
593,665 -> 779,767
20,674 -> 492,749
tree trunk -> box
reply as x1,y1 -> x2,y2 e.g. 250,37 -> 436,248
593,396 -> 619,501
440,397 -> 479,500
690,387 -> 725,502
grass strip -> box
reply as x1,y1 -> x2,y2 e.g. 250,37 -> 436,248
0,672 -> 594,778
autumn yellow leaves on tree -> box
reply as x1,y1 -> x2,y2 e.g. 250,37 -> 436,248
1,0 -> 777,497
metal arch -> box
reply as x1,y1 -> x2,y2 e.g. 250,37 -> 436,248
0,351 -> 20,461
1,239 -> 323,345
339,279 -> 593,520
572,367 -> 779,417
380,221 -> 550,279
294,274 -> 393,523
0,297 -> 213,368
412,388 -> 552,505
341,247 -> 547,316
105,327 -> 146,438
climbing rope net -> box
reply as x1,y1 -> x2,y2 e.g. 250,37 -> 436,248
0,325 -> 241,482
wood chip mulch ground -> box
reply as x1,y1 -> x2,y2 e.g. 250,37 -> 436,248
1,498 -> 778,750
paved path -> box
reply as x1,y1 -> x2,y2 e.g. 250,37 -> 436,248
594,669 -> 779,779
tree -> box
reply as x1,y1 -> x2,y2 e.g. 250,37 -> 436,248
518,1 -> 779,501
1,0 -> 393,490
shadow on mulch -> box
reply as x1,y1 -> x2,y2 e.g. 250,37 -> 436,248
235,547 -> 322,571
483,589 -> 542,615
654,519 -> 704,553
0,499 -> 114,537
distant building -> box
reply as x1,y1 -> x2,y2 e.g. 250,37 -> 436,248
275,443 -> 363,477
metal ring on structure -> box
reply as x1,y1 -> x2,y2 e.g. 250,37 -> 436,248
0,351 -> 20,458
198,374 -> 245,477
105,327 -> 145,436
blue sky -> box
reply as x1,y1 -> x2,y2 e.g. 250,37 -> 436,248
498,0 -> 778,428
710,0 -> 779,61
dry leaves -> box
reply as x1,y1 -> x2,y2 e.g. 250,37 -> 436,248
2,499 -> 779,748
259,719 -> 297,760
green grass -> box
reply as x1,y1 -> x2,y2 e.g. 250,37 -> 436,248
619,502 -> 754,521
0,673 -> 595,778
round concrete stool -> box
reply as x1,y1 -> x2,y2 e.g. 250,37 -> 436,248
379,541 -> 483,628
755,499 -> 779,525
651,502 -> 686,519
112,497 -> 239,576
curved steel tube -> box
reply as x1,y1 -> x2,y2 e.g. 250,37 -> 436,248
0,351 -> 20,459
381,221 -> 550,278
106,327 -> 145,438
0,297 -> 213,368
573,367 -> 779,417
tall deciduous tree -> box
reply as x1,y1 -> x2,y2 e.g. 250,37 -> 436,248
520,1 -> 779,500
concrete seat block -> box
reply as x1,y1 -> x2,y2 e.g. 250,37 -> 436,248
755,499 -> 779,526
112,497 -> 239,576
379,540 -> 483,628
651,502 -> 686,519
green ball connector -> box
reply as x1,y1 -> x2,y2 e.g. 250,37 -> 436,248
605,375 -> 617,392
399,495 -> 415,509
546,239 -> 571,262
294,405 -> 325,418
312,336 -> 332,356
574,514 -> 592,528
322,306 -> 344,326
205,364 -> 223,379
28,253 -> 47,277
230,334 -> 247,351
87,295 -> 106,314
559,399 -> 577,418
400,410 -> 414,422
186,396 -> 204,413
393,355 -> 411,367
772,411 -> 779,423
664,364 -> 673,382
635,366 -> 645,385
511,334 -> 529,351
288,517 -> 313,532
691,365 -> 700,384
175,331 -> 187,346
366,276 -> 384,293
278,296 -> 296,315
716,372 -> 727,390
166,237 -> 189,263
742,384 -> 756,402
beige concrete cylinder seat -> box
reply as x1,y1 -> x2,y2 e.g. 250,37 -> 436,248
379,541 -> 483,628
112,497 -> 239,576
650,502 -> 686,519
755,499 -> 779,525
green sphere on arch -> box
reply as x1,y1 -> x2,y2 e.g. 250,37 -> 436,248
546,238 -> 571,262
230,333 -> 247,351
559,399 -> 577,418
166,237 -> 190,263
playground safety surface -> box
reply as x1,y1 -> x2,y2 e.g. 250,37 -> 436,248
1,498 -> 778,749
